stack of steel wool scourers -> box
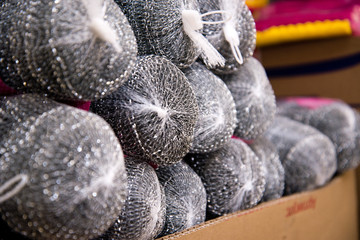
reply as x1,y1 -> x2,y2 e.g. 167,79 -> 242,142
0,0 -> 359,239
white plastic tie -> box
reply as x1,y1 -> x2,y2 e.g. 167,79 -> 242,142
182,10 -> 226,68
82,0 -> 122,53
201,10 -> 231,25
221,0 -> 244,65
223,23 -> 243,64
0,174 -> 29,203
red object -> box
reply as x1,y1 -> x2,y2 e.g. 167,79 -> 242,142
59,100 -> 91,111
255,0 -> 360,33
69,101 -> 91,111
0,78 -> 17,96
148,161 -> 159,170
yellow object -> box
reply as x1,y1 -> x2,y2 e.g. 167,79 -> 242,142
256,19 -> 353,47
245,0 -> 269,9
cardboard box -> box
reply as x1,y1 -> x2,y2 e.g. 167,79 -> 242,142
356,166 -> 360,236
158,170 -> 358,240
258,36 -> 360,109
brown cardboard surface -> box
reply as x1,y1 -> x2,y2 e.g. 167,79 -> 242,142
259,36 -> 360,68
269,64 -> 360,109
356,166 -> 360,237
158,170 -> 358,240
258,36 -> 360,109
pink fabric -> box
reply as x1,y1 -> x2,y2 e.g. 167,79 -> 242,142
255,0 -> 360,32
0,78 -> 17,96
284,97 -> 338,109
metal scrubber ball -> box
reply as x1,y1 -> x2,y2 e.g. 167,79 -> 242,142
265,116 -> 337,195
96,157 -> 165,240
186,138 -> 265,219
156,161 -> 207,237
221,57 -> 276,140
91,55 -> 199,166
183,62 -> 237,153
0,94 -> 127,240
0,0 -> 137,101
